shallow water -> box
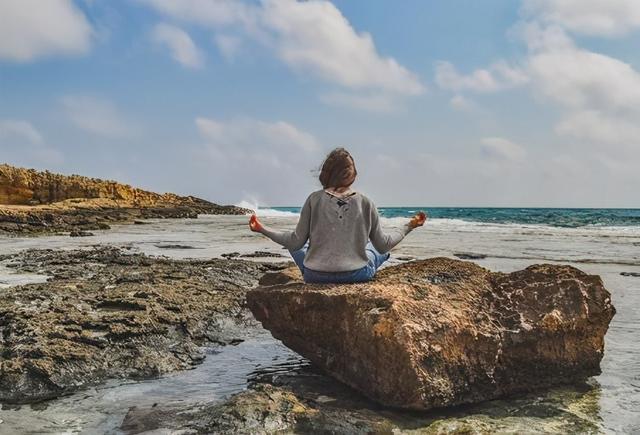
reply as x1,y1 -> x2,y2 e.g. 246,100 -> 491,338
0,215 -> 638,433
0,331 -> 306,434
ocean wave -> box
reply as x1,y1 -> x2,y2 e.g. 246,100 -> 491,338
256,208 -> 300,217
235,203 -> 640,237
422,218 -> 640,238
235,200 -> 300,217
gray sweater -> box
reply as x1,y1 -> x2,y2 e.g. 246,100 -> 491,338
260,190 -> 412,272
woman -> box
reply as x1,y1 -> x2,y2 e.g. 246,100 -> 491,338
249,147 -> 426,283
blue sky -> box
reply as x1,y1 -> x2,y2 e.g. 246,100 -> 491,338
1,0 -> 639,207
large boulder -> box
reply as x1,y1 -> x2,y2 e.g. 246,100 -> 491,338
247,258 -> 615,410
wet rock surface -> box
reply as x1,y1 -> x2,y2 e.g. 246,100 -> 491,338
0,197 -> 249,235
454,252 -> 487,260
69,230 -> 94,237
0,164 -> 250,234
222,250 -> 287,259
120,363 -> 604,434
247,258 -> 616,410
620,271 -> 640,277
0,247 -> 283,403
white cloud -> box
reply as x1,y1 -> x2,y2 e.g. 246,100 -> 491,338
194,117 -> 323,205
435,60 -> 529,93
449,95 -> 476,111
152,23 -> 204,68
320,92 -> 400,113
518,20 -> 640,148
480,137 -> 527,162
0,0 -> 92,62
214,34 -> 242,60
139,0 -> 255,27
0,120 -> 44,145
196,117 -> 320,154
437,4 -> 640,152
61,95 -> 134,137
521,0 -> 640,37
0,119 -> 64,166
528,42 -> 640,113
555,110 -> 640,146
141,0 -> 424,97
260,0 -> 424,95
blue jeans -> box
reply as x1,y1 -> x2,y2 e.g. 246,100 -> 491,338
289,242 -> 390,284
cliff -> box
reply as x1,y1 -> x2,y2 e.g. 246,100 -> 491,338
1,163 -> 208,206
0,164 -> 250,234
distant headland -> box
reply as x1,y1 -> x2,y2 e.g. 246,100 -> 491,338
0,164 -> 250,235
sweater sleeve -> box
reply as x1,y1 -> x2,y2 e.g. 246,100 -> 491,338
259,195 -> 311,251
368,198 -> 412,254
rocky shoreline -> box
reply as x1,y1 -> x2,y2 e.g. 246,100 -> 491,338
0,247 -> 284,403
120,363 -> 603,434
0,247 -> 616,434
0,164 -> 250,235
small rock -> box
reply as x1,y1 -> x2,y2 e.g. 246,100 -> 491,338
69,230 -> 94,237
258,266 -> 302,286
240,250 -> 287,258
620,272 -> 640,277
396,255 -> 415,261
454,252 -> 487,260
155,244 -> 197,249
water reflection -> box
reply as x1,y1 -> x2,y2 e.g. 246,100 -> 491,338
246,359 -> 605,434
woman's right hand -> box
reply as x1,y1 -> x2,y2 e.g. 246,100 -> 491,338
409,211 -> 427,229
249,214 -> 263,232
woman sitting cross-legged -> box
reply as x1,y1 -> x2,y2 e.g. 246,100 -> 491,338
249,147 -> 426,283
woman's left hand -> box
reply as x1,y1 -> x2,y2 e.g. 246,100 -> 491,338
409,211 -> 427,229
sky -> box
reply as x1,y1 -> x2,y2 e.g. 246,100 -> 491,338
1,0 -> 639,208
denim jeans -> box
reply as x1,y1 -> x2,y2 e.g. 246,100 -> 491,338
289,241 -> 390,283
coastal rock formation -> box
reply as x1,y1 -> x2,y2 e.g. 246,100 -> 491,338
120,364 -> 604,434
247,258 -> 615,410
1,163 -> 202,206
0,164 -> 250,234
0,247 -> 282,403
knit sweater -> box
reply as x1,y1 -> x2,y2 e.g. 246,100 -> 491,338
260,189 -> 413,272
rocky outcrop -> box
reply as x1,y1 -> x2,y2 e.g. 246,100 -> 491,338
120,364 -> 604,434
0,247 -> 283,403
0,164 -> 250,234
247,258 -> 615,410
1,163 -> 199,206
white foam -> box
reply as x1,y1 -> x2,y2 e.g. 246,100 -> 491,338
256,208 -> 300,217
234,200 -> 300,217
234,200 -> 259,214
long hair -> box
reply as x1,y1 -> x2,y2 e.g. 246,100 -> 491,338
319,147 -> 357,190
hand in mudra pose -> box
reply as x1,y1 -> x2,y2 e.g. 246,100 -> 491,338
409,211 -> 427,229
249,214 -> 263,232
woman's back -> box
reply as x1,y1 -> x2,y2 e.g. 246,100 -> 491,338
260,189 -> 413,273
305,189 -> 371,272
249,146 -> 426,282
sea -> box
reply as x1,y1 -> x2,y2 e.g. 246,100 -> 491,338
0,207 -> 638,434
274,206 -> 640,228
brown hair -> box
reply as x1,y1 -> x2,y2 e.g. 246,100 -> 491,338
319,147 -> 357,190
